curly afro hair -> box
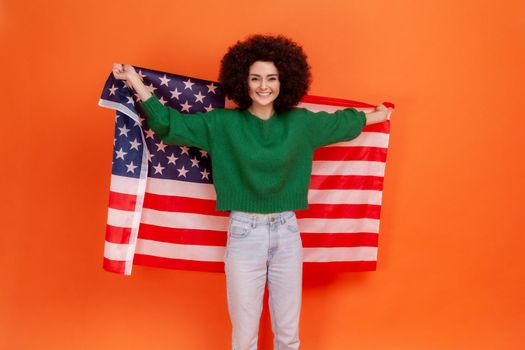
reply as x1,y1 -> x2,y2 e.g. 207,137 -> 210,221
218,34 -> 312,114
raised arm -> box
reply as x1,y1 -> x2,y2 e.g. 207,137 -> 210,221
111,63 -> 214,151
303,102 -> 391,148
304,107 -> 367,148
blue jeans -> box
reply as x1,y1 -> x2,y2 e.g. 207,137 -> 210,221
224,210 -> 303,350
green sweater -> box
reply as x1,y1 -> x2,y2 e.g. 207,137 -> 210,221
140,95 -> 366,213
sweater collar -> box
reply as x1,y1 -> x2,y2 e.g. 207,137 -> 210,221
244,109 -> 276,121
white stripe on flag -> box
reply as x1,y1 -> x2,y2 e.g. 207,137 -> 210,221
332,132 -> 390,148
308,189 -> 382,205
107,208 -> 139,228
137,207 -> 379,233
303,246 -> 378,262
146,177 -> 217,199
104,241 -> 131,261
110,174 -> 145,195
136,239 -> 226,261
298,218 -> 380,233
141,208 -> 228,230
312,161 -> 386,176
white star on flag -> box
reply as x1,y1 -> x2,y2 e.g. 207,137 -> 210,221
167,153 -> 178,165
194,91 -> 206,103
115,147 -> 127,160
147,152 -> 154,162
206,82 -> 218,94
200,169 -> 210,180
109,84 -> 118,96
156,140 -> 168,152
177,165 -> 189,177
180,100 -> 192,112
118,125 -> 130,137
183,79 -> 195,90
129,138 -> 141,150
159,74 -> 171,87
190,157 -> 200,168
153,163 -> 165,174
125,161 -> 137,173
170,88 -> 182,100
145,128 -> 155,139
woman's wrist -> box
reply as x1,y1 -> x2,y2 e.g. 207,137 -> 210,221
126,73 -> 142,90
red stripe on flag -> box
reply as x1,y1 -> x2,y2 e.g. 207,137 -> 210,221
133,254 -> 225,272
309,175 -> 384,190
137,225 -> 378,248
303,260 -> 377,273
108,191 -> 137,211
105,224 -> 132,244
300,95 -> 374,108
313,146 -> 387,162
138,223 -> 227,246
134,257 -> 377,273
300,232 -> 378,247
363,121 -> 390,133
143,193 -> 228,215
299,204 -> 381,219
103,257 -> 126,274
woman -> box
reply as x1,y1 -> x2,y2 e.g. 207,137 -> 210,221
113,34 -> 388,350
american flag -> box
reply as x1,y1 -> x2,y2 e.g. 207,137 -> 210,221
98,66 -> 392,276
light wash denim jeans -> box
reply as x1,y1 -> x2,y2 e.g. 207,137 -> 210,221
224,210 -> 303,350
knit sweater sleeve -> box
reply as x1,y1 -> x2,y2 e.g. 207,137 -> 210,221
303,107 -> 367,148
139,94 -> 215,152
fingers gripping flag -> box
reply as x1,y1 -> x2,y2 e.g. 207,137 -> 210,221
98,66 -> 392,276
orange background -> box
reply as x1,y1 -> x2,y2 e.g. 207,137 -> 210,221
2,0 -> 524,349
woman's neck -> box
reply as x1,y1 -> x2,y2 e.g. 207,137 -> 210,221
248,104 -> 275,120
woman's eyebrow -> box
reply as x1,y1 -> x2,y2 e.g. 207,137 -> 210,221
249,73 -> 279,77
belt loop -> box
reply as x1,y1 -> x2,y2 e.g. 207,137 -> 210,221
281,215 -> 286,224
251,216 -> 256,228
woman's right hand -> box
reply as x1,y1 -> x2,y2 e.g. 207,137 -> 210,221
111,63 -> 152,102
112,63 -> 138,81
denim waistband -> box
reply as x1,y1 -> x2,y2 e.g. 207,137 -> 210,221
230,210 -> 295,225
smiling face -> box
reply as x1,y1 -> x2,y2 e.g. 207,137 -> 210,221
247,61 -> 280,109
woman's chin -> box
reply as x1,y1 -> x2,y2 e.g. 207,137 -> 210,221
253,98 -> 275,107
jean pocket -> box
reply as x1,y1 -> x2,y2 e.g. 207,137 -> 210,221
228,221 -> 252,238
